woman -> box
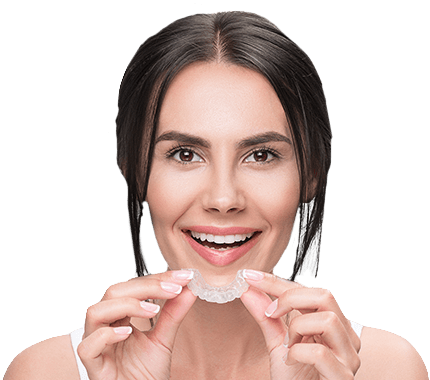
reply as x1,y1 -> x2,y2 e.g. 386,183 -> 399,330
5,11 -> 428,380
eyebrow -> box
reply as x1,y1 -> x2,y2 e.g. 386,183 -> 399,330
155,131 -> 211,148
155,130 -> 292,148
236,132 -> 292,148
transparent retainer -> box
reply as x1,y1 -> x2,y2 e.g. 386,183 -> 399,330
183,268 -> 249,304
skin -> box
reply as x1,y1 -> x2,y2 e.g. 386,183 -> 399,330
147,61 -> 299,285
147,62 -> 300,378
5,63 -> 428,379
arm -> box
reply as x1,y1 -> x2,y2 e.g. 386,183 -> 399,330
241,269 -> 428,380
4,335 -> 79,380
356,327 -> 428,380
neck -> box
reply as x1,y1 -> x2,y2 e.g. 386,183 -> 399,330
171,298 -> 269,378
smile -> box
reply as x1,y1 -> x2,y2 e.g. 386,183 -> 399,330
190,231 -> 255,251
182,227 -> 261,266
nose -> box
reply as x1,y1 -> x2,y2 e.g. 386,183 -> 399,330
201,166 -> 246,214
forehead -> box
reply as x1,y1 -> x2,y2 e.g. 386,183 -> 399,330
157,62 -> 289,137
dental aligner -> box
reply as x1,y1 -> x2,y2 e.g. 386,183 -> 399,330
184,268 -> 249,304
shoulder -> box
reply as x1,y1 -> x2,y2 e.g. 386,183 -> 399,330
356,326 -> 428,380
4,334 -> 80,380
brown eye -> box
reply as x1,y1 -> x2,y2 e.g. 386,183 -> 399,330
244,149 -> 275,163
254,151 -> 268,162
172,148 -> 203,163
179,150 -> 193,161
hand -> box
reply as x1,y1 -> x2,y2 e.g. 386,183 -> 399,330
241,270 -> 361,379
77,270 -> 197,380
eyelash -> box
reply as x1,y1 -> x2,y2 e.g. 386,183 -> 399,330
244,146 -> 280,164
165,144 -> 202,164
165,144 -> 281,164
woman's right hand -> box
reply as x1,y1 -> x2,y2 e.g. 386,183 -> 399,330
77,270 -> 197,380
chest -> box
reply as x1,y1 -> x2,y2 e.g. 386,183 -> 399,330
170,352 -> 271,380
170,367 -> 271,380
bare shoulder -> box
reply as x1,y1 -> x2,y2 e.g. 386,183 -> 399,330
356,326 -> 428,380
4,335 -> 80,380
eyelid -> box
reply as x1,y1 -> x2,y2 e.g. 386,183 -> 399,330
165,144 -> 281,164
243,146 -> 280,163
165,144 -> 204,164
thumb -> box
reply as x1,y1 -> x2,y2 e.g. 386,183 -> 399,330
241,287 -> 286,352
148,287 -> 197,350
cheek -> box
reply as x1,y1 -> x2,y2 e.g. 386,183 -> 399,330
148,164 -> 300,228
246,170 -> 300,227
146,166 -> 199,231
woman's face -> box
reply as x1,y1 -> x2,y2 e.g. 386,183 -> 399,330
146,62 -> 300,285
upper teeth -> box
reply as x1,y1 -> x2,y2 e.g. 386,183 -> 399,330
191,231 -> 254,244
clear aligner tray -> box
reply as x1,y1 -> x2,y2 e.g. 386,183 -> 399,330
184,268 -> 249,304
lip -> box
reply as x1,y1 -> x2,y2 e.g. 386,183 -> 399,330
182,227 -> 261,266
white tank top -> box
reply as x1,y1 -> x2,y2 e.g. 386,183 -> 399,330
70,322 -> 364,379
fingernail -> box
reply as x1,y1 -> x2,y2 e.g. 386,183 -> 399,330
114,326 -> 132,335
140,301 -> 161,313
265,299 -> 278,317
243,269 -> 264,281
171,270 -> 194,280
160,281 -> 183,294
283,331 -> 289,347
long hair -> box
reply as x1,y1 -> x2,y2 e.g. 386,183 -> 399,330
116,12 -> 332,281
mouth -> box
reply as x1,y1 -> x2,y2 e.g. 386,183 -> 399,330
181,227 -> 261,266
188,230 -> 255,251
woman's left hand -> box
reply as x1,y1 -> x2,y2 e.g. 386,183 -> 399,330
240,270 -> 361,379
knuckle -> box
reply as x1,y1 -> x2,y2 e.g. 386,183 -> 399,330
320,288 -> 335,304
279,288 -> 294,304
77,340 -> 90,360
94,326 -> 110,341
324,310 -> 339,328
116,296 -> 133,308
277,293 -> 288,308
85,304 -> 99,322
104,284 -> 120,300
267,273 -> 279,286
135,276 -> 158,288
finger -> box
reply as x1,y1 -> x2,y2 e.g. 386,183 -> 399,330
275,287 -> 362,353
287,312 -> 360,370
240,287 -> 286,352
78,326 -> 133,376
284,343 -> 354,380
84,297 -> 161,336
245,272 -> 361,353
102,270 -> 194,301
147,287 -> 197,352
269,287 -> 343,318
243,270 -> 301,298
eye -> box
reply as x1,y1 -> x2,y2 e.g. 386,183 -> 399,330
171,148 -> 203,163
244,149 -> 276,163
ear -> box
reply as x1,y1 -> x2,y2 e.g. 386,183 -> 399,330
310,175 -> 318,201
303,171 -> 318,203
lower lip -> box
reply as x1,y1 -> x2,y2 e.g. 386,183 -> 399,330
182,231 -> 260,266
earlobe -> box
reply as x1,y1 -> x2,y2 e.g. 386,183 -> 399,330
303,176 -> 317,203
311,174 -> 318,198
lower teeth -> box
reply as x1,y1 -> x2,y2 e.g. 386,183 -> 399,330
204,245 -> 239,251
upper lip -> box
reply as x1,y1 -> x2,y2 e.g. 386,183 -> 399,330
183,226 -> 260,235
